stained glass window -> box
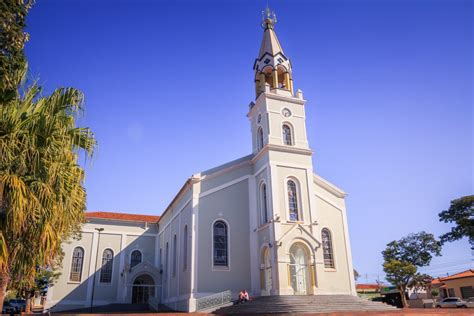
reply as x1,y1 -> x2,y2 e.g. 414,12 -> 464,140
213,221 -> 228,267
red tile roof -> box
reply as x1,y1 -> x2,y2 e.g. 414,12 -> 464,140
86,211 -> 160,223
356,284 -> 380,290
431,269 -> 474,285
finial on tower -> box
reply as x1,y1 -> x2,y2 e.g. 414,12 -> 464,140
261,6 -> 277,29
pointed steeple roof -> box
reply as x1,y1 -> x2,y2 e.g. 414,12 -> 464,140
258,19 -> 284,58
253,7 -> 291,73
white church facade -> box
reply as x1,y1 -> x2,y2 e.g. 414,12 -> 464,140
46,11 -> 356,312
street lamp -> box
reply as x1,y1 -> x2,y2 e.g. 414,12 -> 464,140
90,227 -> 104,313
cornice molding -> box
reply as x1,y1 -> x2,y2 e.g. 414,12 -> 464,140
313,174 -> 347,198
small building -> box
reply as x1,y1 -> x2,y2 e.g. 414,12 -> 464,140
356,284 -> 381,300
432,269 -> 474,299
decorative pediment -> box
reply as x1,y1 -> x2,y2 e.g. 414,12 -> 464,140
125,259 -> 160,284
276,223 -> 321,250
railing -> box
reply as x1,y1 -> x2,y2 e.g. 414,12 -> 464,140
196,290 -> 232,311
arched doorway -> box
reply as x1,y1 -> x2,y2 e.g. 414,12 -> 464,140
289,243 -> 310,295
260,247 -> 272,294
132,274 -> 155,304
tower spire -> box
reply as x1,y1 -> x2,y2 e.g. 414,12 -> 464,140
254,7 -> 294,98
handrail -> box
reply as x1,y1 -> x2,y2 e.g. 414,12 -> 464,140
196,290 -> 232,311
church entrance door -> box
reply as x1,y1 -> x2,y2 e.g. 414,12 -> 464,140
132,274 -> 155,304
289,243 -> 309,295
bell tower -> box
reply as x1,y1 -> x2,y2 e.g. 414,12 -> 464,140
254,7 -> 294,97
248,8 -> 310,155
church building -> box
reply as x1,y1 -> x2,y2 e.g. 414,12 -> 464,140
46,10 -> 356,312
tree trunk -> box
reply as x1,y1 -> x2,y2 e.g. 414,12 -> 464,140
398,285 -> 408,308
0,271 -> 10,311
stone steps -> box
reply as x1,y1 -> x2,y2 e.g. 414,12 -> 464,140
214,295 -> 397,314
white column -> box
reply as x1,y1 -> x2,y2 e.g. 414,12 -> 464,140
268,162 -> 281,294
189,177 -> 201,311
248,175 -> 259,294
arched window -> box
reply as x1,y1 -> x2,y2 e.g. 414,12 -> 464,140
282,124 -> 293,146
287,180 -> 300,221
322,228 -> 335,268
172,235 -> 177,277
130,250 -> 142,268
183,225 -> 188,270
260,182 -> 269,224
100,249 -> 114,283
213,220 -> 228,267
69,247 -> 84,282
257,127 -> 264,151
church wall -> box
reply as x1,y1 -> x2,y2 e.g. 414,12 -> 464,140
158,197 -> 193,308
265,98 -> 308,149
48,219 -> 160,311
91,233 -> 122,302
275,166 -> 311,224
178,203 -> 193,296
313,192 -> 353,295
196,179 -> 251,296
50,231 -> 94,305
269,151 -> 312,167
200,163 -> 253,193
126,235 -> 157,267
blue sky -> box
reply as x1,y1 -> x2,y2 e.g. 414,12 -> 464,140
25,0 -> 472,283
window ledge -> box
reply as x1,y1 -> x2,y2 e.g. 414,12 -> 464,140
212,266 -> 230,272
67,281 -> 81,284
324,268 -> 337,272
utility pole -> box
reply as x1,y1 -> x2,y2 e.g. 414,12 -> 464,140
90,227 -> 104,313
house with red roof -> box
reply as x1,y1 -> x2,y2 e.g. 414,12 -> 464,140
432,269 -> 474,299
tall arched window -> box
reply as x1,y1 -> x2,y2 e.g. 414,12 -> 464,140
322,228 -> 335,268
282,124 -> 293,145
183,225 -> 188,270
69,247 -> 84,282
130,250 -> 142,268
172,235 -> 177,277
257,127 -> 264,151
213,220 -> 228,267
100,249 -> 114,283
287,180 -> 300,221
260,182 -> 269,224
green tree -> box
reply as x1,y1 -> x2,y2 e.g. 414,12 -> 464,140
0,0 -> 34,103
382,232 -> 441,308
0,1 -> 95,310
353,269 -> 360,281
438,195 -> 474,247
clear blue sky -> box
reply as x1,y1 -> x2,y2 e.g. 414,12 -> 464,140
25,0 -> 472,283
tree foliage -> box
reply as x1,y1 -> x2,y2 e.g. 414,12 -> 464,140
353,269 -> 360,281
438,195 -> 474,247
382,232 -> 441,307
0,0 -> 34,103
0,83 -> 96,306
382,231 -> 442,267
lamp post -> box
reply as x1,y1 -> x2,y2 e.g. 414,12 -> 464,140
90,227 -> 104,313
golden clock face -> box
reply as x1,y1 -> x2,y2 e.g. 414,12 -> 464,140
282,108 -> 291,117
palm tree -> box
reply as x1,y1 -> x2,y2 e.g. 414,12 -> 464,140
0,83 -> 96,308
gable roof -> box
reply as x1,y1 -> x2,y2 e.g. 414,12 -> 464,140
432,269 -> 474,285
86,211 -> 160,223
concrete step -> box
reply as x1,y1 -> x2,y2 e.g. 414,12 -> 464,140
214,295 -> 396,314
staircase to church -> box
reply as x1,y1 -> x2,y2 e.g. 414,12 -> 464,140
214,295 -> 397,314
